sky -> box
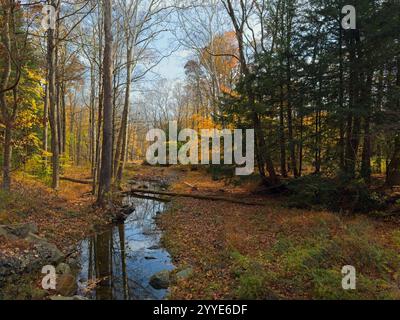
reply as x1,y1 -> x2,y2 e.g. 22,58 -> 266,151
149,24 -> 193,82
153,45 -> 191,82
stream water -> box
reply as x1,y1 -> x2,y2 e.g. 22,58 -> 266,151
75,185 -> 174,300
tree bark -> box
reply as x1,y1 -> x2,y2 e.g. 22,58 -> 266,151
387,137 -> 400,186
76,111 -> 83,165
285,5 -> 298,177
114,47 -> 132,185
279,77 -> 287,177
2,124 -> 12,190
47,0 -> 60,189
386,58 -> 400,186
361,73 -> 373,184
98,0 -> 114,203
0,4 -> 13,191
93,7 -> 104,195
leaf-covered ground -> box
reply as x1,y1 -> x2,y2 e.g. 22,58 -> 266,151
0,167 -> 112,254
158,167 -> 400,300
1,165 -> 400,300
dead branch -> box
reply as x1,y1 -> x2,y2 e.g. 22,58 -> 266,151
125,189 -> 265,206
60,177 -> 93,185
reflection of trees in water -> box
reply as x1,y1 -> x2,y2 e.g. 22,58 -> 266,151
118,224 -> 129,300
129,198 -> 165,228
91,230 -> 113,300
83,197 -> 165,300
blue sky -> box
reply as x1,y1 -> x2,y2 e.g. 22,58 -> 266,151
151,30 -> 192,82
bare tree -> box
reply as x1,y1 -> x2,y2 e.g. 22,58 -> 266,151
98,0 -> 113,203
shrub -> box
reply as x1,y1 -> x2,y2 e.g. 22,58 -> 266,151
286,175 -> 338,210
286,175 -> 387,213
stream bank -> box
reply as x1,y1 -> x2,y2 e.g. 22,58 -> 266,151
75,182 -> 175,300
0,166 -> 178,300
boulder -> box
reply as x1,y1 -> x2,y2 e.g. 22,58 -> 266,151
72,295 -> 89,301
149,270 -> 170,290
0,223 -> 38,240
49,296 -> 75,301
175,268 -> 193,282
56,263 -> 71,275
25,233 -> 64,265
0,225 -> 64,281
66,257 -> 79,269
56,274 -> 78,297
0,255 -> 22,278
49,295 -> 89,301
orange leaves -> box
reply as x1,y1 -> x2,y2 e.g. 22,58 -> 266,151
199,31 -> 239,94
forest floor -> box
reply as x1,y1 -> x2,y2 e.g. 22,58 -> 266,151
153,166 -> 400,300
0,166 -> 114,299
1,164 -> 400,300
0,167 -> 109,254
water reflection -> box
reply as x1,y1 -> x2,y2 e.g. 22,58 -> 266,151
77,194 -> 174,300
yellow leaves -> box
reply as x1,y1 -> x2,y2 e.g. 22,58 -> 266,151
25,68 -> 44,84
41,150 -> 53,158
191,115 -> 220,130
27,133 -> 41,146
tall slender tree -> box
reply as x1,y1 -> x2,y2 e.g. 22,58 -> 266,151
98,0 -> 113,203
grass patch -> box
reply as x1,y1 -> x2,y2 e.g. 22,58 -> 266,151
261,218 -> 400,299
230,251 -> 278,300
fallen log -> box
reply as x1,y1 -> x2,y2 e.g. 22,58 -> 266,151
125,189 -> 265,206
60,177 -> 93,185
130,193 -> 171,203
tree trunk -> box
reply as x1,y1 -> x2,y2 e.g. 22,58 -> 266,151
43,83 -> 49,167
386,59 -> 400,186
93,9 -> 104,195
387,137 -> 400,186
279,79 -> 287,178
223,0 -> 278,185
338,24 -> 345,171
76,111 -> 83,166
2,124 -> 12,191
361,73 -> 373,184
98,0 -> 114,203
69,94 -> 76,162
89,62 -> 97,190
344,33 -> 359,178
47,1 -> 60,189
0,5 -> 12,191
61,82 -> 67,154
114,47 -> 132,185
285,10 -> 298,178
